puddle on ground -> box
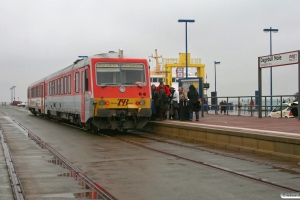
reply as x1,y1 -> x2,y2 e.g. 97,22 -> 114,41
48,157 -> 109,199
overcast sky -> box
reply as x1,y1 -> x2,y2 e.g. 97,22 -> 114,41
1,0 -> 299,103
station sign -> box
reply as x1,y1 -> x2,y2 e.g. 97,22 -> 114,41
203,83 -> 210,89
176,67 -> 185,78
259,50 -> 299,68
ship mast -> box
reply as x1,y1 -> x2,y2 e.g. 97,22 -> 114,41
149,49 -> 162,75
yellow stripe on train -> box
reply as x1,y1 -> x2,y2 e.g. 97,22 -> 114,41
95,98 -> 151,108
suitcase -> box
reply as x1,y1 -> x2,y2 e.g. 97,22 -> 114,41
178,105 -> 190,120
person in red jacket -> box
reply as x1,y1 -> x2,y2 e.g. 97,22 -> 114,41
155,81 -> 170,120
156,81 -> 170,96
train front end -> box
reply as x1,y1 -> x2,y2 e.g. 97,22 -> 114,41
89,55 -> 151,131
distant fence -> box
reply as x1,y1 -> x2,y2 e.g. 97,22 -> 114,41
204,94 -> 297,118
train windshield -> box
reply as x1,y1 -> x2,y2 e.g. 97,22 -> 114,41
96,63 -> 146,86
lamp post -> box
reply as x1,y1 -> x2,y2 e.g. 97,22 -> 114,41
263,27 -> 278,111
178,19 -> 195,78
10,86 -> 16,105
214,61 -> 220,113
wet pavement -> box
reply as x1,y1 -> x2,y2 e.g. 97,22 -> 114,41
1,105 -> 300,199
0,110 -> 88,200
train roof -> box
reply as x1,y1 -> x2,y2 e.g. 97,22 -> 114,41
45,51 -> 126,80
29,50 -> 147,84
28,77 -> 46,88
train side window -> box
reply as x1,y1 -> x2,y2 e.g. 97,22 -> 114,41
64,76 -> 67,94
52,81 -> 54,96
53,80 -> 55,95
61,78 -> 63,95
37,86 -> 40,97
68,74 -> 71,94
82,71 -> 84,94
75,72 -> 79,93
50,82 -> 52,96
85,69 -> 88,91
55,79 -> 58,95
41,85 -> 43,97
57,79 -> 60,95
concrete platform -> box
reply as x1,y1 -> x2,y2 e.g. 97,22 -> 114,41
0,131 -> 13,200
143,113 -> 300,162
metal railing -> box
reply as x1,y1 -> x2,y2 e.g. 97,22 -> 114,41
202,94 -> 297,118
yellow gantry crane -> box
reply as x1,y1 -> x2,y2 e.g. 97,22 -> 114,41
163,53 -> 205,87
149,50 -> 206,87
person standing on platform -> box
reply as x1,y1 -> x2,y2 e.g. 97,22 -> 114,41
155,88 -> 169,120
150,84 -> 158,120
249,99 -> 255,113
187,84 -> 200,121
250,100 -> 254,107
179,87 -> 188,102
156,81 -> 170,96
220,100 -> 224,113
223,101 -> 227,115
170,86 -> 179,120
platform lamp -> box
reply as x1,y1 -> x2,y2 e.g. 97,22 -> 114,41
263,27 -> 278,111
214,61 -> 220,114
178,19 -> 195,78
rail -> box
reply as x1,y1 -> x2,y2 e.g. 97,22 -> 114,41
0,130 -> 26,200
4,112 -> 117,200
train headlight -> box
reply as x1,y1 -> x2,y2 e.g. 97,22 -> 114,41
99,100 -> 106,105
140,100 -> 145,106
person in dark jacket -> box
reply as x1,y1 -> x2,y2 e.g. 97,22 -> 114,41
155,81 -> 171,97
187,84 -> 200,121
150,84 -> 158,120
155,88 -> 169,120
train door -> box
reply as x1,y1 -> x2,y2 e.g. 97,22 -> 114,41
80,67 -> 90,123
41,83 -> 45,114
80,69 -> 85,122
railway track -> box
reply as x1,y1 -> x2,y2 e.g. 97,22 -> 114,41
132,130 -> 300,174
2,112 -> 117,200
98,130 -> 300,193
5,110 -> 300,197
0,129 -> 25,200
40,114 -> 300,192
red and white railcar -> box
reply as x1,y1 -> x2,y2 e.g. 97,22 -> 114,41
27,51 -> 151,131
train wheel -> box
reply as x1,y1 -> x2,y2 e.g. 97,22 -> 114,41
92,125 -> 98,134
